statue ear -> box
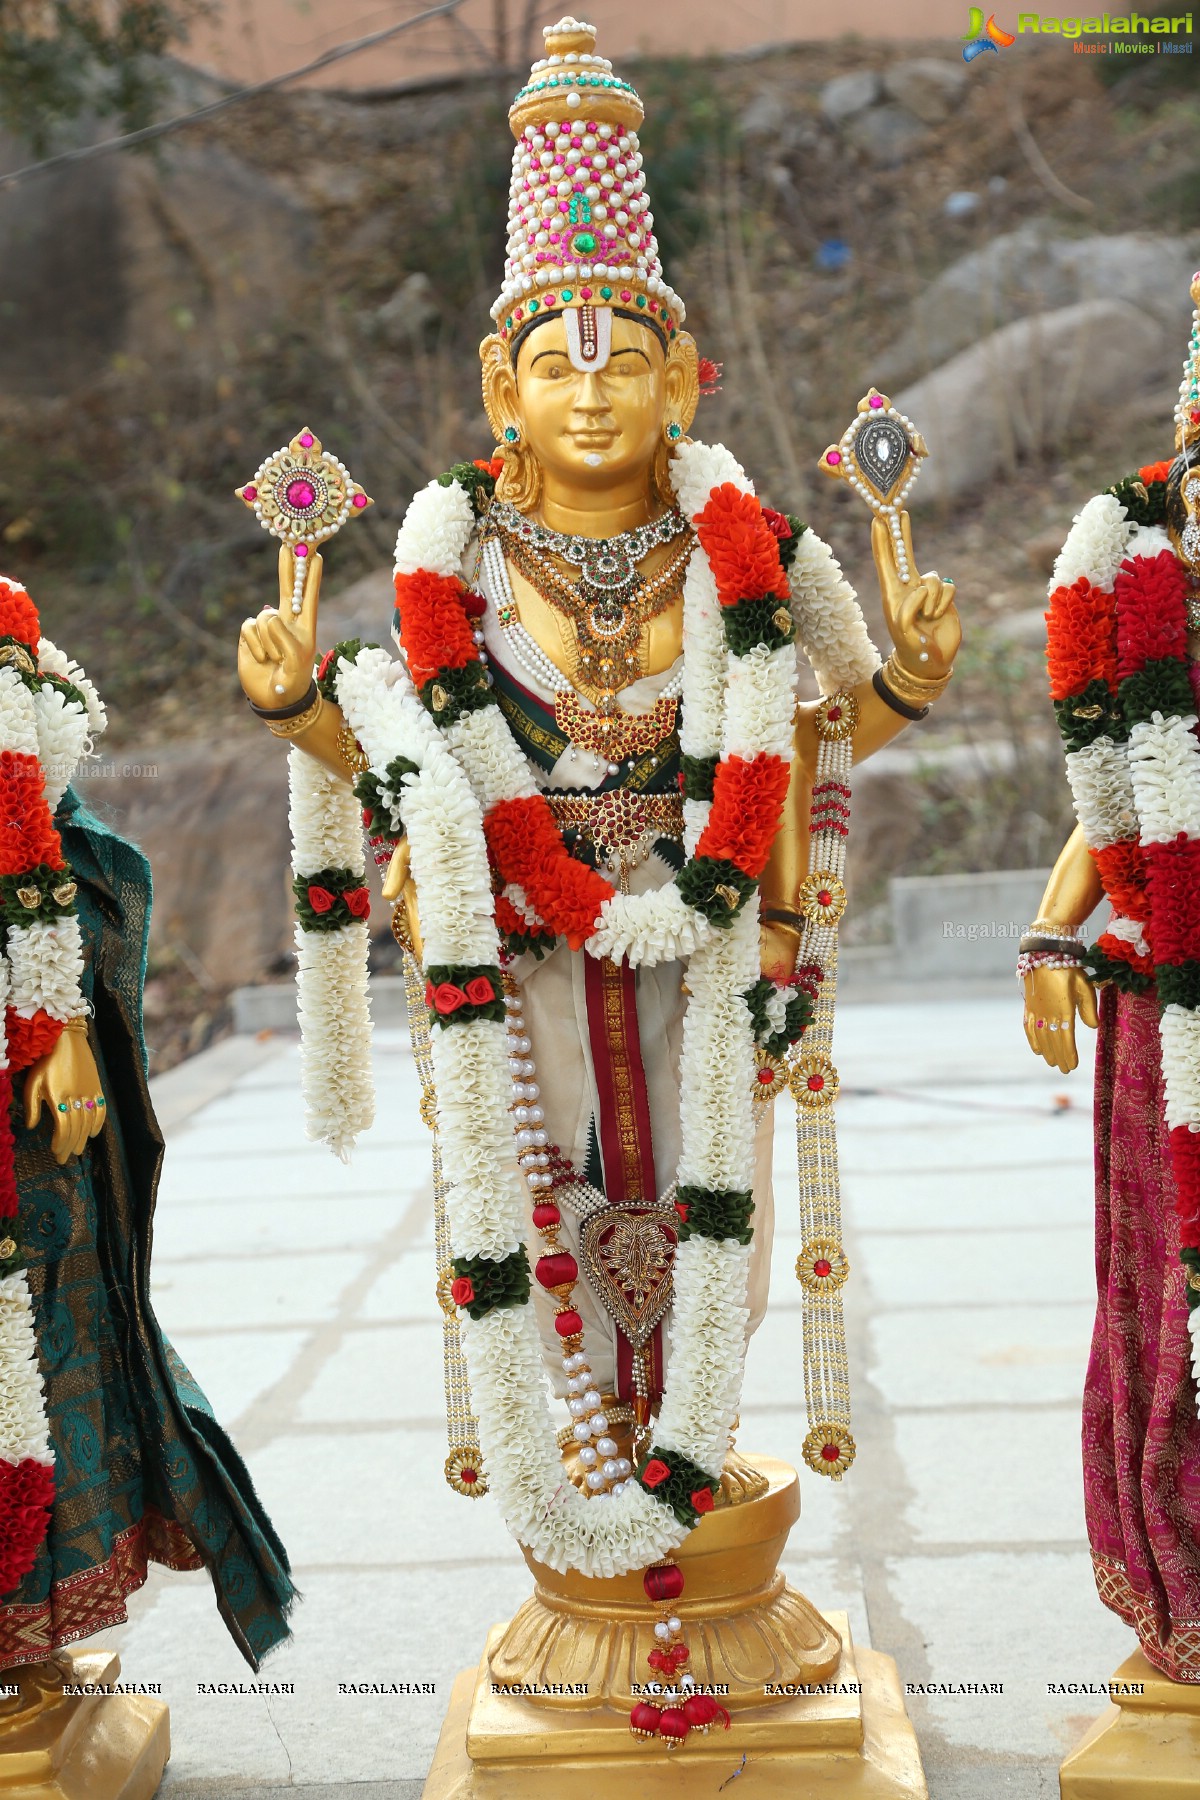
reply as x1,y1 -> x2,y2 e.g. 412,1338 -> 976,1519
481,334 -> 521,444
665,332 -> 700,438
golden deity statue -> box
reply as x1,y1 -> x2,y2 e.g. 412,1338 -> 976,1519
238,18 -> 959,1795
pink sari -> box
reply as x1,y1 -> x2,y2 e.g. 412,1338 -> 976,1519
1084,982 -> 1200,1680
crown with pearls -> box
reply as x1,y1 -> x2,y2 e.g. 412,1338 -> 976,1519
1175,271 -> 1200,455
491,16 -> 685,349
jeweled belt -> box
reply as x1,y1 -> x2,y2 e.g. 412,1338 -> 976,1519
546,790 -> 683,873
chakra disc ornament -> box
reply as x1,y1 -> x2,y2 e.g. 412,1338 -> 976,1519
819,389 -> 927,583
236,428 -> 373,614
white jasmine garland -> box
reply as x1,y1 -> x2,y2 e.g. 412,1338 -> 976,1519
1052,492 -> 1134,593
289,748 -> 374,1157
0,667 -> 39,760
1065,737 -> 1138,850
36,638 -> 107,738
32,685 -> 92,812
788,528 -> 880,694
287,441 -> 881,1573
7,916 -> 85,1023
0,1272 -> 53,1464
1127,713 -> 1200,842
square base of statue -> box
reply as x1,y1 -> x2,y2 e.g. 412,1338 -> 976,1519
0,1651 -> 169,1800
423,1613 -> 928,1798
1059,1646 -> 1200,1798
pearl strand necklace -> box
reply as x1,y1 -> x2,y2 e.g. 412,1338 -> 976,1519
503,985 -> 635,1499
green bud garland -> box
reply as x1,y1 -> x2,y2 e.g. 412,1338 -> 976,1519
635,1443 -> 716,1528
681,753 -> 719,802
675,856 -> 755,927
674,1185 -> 754,1246
419,663 -> 493,727
723,594 -> 796,657
450,1246 -> 531,1320
0,862 -> 79,926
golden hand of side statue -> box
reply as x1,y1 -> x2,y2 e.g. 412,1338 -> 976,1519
23,1023 -> 107,1164
1023,966 -> 1099,1075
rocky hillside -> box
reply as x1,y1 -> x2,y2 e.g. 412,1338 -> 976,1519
2,40 -> 1195,1064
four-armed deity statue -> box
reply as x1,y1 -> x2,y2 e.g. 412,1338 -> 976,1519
237,18 -> 959,1793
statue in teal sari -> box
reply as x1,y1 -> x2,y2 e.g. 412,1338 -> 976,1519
0,786 -> 295,1673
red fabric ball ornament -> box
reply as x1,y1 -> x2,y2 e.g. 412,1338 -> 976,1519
657,1707 -> 690,1747
536,1251 -> 578,1288
683,1693 -> 730,1733
643,1563 -> 685,1603
628,1701 -> 661,1740
553,1309 -> 583,1337
646,1648 -> 669,1673
531,1203 -> 561,1230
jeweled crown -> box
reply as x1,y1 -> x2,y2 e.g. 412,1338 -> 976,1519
1174,270 -> 1200,455
491,16 -> 685,345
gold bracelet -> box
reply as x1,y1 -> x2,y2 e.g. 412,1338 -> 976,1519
882,652 -> 952,709
268,694 -> 324,738
62,1015 -> 90,1031
337,722 -> 369,775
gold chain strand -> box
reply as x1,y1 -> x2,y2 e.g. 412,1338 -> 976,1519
400,946 -> 488,1498
788,709 -> 856,1480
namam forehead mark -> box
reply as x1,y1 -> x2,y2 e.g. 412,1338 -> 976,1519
514,312 -> 665,381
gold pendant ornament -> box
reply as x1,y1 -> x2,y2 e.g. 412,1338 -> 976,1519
235,427 -> 373,615
819,389 -> 927,583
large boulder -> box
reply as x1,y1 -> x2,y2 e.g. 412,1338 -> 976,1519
820,70 -> 881,123
896,298 -> 1165,505
882,58 -> 967,124
876,225 -> 1200,389
0,136 -> 315,395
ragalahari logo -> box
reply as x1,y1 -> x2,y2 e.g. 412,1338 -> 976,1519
962,8 -> 1018,57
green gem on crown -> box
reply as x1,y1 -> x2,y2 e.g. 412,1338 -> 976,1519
573,232 -> 597,256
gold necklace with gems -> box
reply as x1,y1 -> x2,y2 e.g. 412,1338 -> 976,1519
491,500 -> 692,710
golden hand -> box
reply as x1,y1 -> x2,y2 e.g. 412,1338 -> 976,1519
383,839 -> 424,965
237,544 -> 323,710
1022,965 -> 1099,1074
23,1024 -> 107,1164
760,922 -> 799,984
871,512 -> 960,679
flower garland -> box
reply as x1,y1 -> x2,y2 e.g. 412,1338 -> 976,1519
1046,470 -> 1200,1419
0,579 -> 101,1589
286,442 -> 876,1582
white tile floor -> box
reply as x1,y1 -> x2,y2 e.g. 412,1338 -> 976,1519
102,997 -> 1141,1797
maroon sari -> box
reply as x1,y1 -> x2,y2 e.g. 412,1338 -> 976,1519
1084,982 -> 1200,1680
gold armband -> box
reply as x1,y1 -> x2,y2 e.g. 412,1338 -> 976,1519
881,653 -> 952,709
267,693 -> 324,739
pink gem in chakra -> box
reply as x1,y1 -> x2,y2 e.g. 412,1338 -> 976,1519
827,451 -> 842,466
295,543 -> 309,557
299,431 -> 314,447
287,478 -> 317,510
352,494 -> 368,509
868,395 -> 884,409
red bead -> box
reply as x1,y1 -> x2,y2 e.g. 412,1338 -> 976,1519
817,890 -> 832,907
647,1649 -> 669,1672
808,1075 -> 824,1092
658,1708 -> 690,1746
683,1693 -> 719,1730
532,1203 -> 561,1230
629,1701 -> 662,1740
643,1563 -> 685,1603
460,1467 -> 477,1484
671,1643 -> 690,1665
814,1259 -> 832,1278
757,1069 -> 775,1084
821,1443 -> 841,1462
554,1309 -> 583,1336
536,1252 -> 578,1288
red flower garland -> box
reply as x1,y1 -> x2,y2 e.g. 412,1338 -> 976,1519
0,1457 -> 55,1591
1143,837 -> 1200,965
486,796 -> 614,951
694,484 -> 787,603
695,755 -> 792,878
1114,552 -> 1188,676
393,569 -> 480,689
1046,578 -> 1117,701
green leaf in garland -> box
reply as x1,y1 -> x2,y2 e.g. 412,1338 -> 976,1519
419,662 -> 494,726
316,638 -> 378,703
1156,961 -> 1200,1012
777,513 -> 808,574
723,594 -> 796,657
1119,658 -> 1194,731
1106,470 -> 1168,530
438,460 -> 499,518
354,755 -> 419,841
1053,681 -> 1123,754
635,1443 -> 716,1528
675,856 -> 755,927
1082,942 -> 1153,995
0,862 -> 79,926
450,1246 -> 531,1320
674,1185 -> 754,1245
293,867 -> 372,931
425,963 -> 507,1028
681,754 -> 718,802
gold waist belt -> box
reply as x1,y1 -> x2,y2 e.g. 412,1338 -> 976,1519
547,790 -> 683,870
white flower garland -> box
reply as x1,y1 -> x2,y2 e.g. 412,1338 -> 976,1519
289,748 -> 374,1158
293,443 -> 879,1573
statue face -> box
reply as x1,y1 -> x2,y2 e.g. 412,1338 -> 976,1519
513,313 -> 667,491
